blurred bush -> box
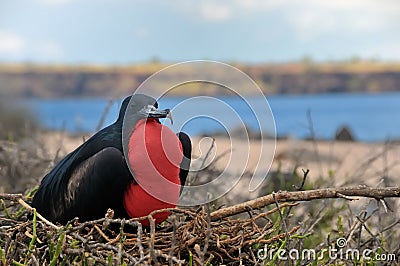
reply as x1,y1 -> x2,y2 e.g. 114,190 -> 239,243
0,100 -> 45,193
0,100 -> 39,142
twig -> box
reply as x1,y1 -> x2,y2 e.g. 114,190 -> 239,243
296,169 -> 310,190
202,203 -> 211,263
17,198 -> 60,229
94,225 -> 111,242
0,194 -> 60,229
168,216 -> 177,266
336,192 -> 360,200
306,109 -> 323,176
96,98 -> 114,131
190,138 -> 215,186
210,186 -> 400,221
285,168 -> 310,220
136,222 -> 145,264
272,192 -> 290,245
148,215 -> 157,263
0,193 -> 23,201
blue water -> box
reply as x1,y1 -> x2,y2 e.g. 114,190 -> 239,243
23,92 -> 400,142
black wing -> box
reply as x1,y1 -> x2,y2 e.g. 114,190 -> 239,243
31,123 -> 129,223
32,147 -> 132,224
177,132 -> 192,193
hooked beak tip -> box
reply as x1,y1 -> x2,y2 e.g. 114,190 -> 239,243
167,111 -> 173,125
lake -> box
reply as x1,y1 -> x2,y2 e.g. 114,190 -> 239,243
24,92 -> 400,142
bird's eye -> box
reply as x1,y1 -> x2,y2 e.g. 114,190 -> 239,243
145,105 -> 157,112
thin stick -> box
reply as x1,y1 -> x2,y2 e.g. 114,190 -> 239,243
0,194 -> 59,229
17,198 -> 60,229
96,98 -> 114,131
190,138 -> 215,186
136,222 -> 145,263
148,216 -> 157,263
202,203 -> 211,263
210,186 -> 400,221
168,216 -> 177,266
306,109 -> 323,176
272,192 -> 290,244
296,169 -> 310,191
285,168 -> 310,220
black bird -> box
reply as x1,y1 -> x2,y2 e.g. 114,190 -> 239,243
31,94 -> 192,225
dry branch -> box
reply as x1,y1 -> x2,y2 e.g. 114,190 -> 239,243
210,186 -> 400,221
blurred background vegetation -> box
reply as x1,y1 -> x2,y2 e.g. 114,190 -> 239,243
0,100 -> 39,141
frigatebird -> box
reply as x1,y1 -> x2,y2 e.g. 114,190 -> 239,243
31,94 -> 191,225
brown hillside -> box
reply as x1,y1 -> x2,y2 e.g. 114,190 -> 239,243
0,61 -> 399,98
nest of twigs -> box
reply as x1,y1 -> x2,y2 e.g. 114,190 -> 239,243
0,194 -> 300,265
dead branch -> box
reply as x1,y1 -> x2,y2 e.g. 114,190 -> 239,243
96,98 -> 114,131
210,186 -> 400,221
0,194 -> 60,229
0,193 -> 23,201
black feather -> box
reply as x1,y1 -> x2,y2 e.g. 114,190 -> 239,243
177,132 -> 192,194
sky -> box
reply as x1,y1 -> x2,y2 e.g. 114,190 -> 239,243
0,0 -> 399,64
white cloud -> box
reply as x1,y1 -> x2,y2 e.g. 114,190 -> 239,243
284,0 -> 397,42
173,0 -> 400,39
231,0 -> 400,16
0,30 -> 64,61
200,2 -> 231,22
171,0 -> 232,22
166,0 -> 400,61
0,30 -> 24,54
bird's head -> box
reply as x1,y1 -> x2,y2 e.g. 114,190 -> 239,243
119,94 -> 173,124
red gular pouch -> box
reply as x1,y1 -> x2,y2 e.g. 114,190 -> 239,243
123,118 -> 183,226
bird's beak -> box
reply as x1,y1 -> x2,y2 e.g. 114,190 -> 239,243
140,105 -> 173,124
166,111 -> 173,125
